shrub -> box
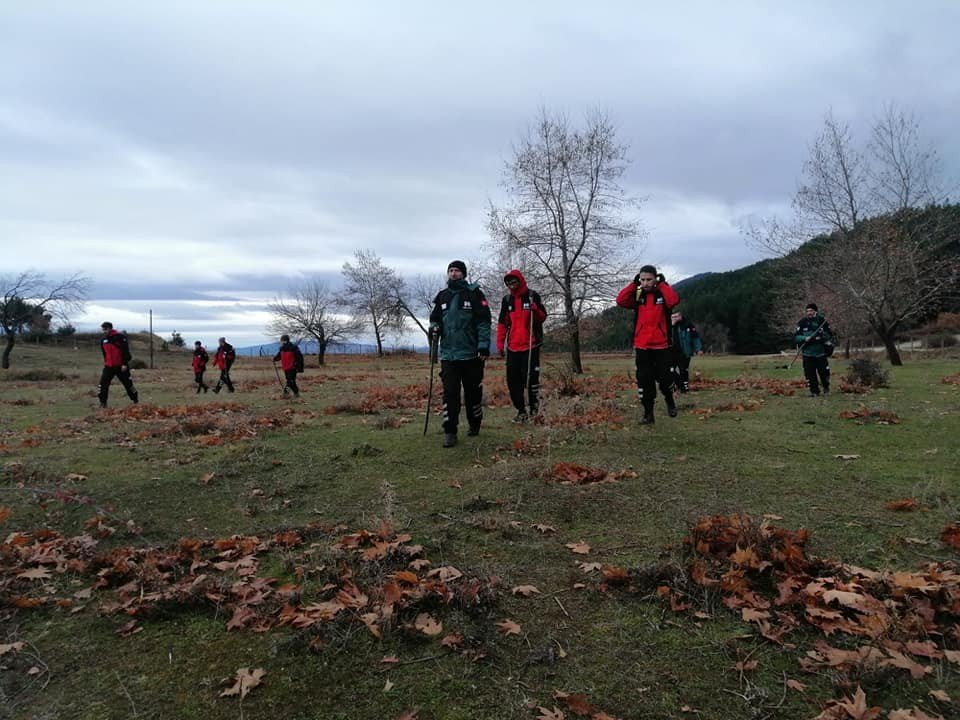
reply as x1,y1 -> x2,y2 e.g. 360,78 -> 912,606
1,369 -> 68,381
845,358 -> 889,389
129,359 -> 148,370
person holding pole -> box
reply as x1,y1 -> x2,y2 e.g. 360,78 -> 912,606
192,341 -> 210,393
616,265 -> 679,425
794,303 -> 834,396
496,270 -> 548,423
273,334 -> 303,398
429,260 -> 492,448
212,337 -> 236,393
98,321 -> 139,408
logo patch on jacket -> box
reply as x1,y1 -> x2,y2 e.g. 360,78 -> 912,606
463,301 -> 472,309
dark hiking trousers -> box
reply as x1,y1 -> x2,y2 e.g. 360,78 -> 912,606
215,363 -> 235,392
506,347 -> 540,414
634,348 -> 675,413
440,358 -> 484,433
676,355 -> 692,391
283,369 -> 299,396
802,355 -> 830,395
99,366 -> 138,406
194,371 -> 208,392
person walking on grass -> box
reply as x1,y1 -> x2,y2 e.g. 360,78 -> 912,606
496,269 -> 548,423
192,341 -> 209,394
273,334 -> 304,398
212,336 -> 236,393
616,265 -> 679,425
794,302 -> 834,396
98,321 -> 138,408
429,260 -> 492,448
670,310 -> 703,394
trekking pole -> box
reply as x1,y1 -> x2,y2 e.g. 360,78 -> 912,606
781,317 -> 828,369
525,298 -> 536,414
272,361 -> 286,392
423,331 -> 438,436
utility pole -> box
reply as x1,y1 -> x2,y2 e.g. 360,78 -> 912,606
149,309 -> 154,369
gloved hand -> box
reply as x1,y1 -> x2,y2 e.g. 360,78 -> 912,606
429,324 -> 440,337
478,347 -> 490,358
656,273 -> 665,284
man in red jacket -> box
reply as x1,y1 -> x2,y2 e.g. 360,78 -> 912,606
272,335 -> 303,398
98,321 -> 139,408
212,337 -> 236,393
616,265 -> 679,424
192,341 -> 209,394
496,270 -> 548,422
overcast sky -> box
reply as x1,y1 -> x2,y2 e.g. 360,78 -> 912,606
2,1 -> 958,348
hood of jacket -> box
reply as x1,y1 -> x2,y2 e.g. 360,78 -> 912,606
503,269 -> 529,297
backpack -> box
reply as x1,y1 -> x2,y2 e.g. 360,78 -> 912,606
294,347 -> 304,373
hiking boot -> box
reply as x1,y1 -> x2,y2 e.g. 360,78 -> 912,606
467,425 -> 480,437
640,413 -> 655,425
512,412 -> 528,424
99,402 -> 107,409
822,386 -> 830,395
665,397 -> 678,418
202,385 -> 208,393
212,386 -> 221,394
443,433 -> 458,448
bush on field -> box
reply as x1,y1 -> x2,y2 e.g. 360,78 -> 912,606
129,359 -> 148,370
845,357 -> 889,389
1,369 -> 69,381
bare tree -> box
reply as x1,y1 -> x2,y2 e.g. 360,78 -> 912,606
391,273 -> 446,340
341,249 -> 405,356
1,271 -> 89,369
266,279 -> 362,365
745,106 -> 958,365
487,108 -> 643,373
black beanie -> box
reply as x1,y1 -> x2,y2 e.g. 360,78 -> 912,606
806,303 -> 818,311
448,260 -> 467,275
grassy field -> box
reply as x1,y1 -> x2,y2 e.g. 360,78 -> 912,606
1,341 -> 958,720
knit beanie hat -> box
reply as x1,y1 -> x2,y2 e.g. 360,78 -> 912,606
448,260 -> 467,275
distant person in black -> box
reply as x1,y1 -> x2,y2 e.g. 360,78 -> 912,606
98,321 -> 139,408
273,335 -> 304,397
212,337 -> 236,393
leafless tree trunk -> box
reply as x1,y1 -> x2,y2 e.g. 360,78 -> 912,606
744,105 -> 959,366
341,250 -> 405,357
487,108 -> 643,373
1,271 -> 89,369
266,279 -> 361,365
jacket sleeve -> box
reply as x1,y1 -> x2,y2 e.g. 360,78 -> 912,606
531,291 -> 547,323
474,288 -> 492,352
119,335 -> 132,364
615,282 -> 639,309
658,281 -> 679,308
689,325 -> 703,353
428,292 -> 443,331
496,296 -> 509,352
272,350 -> 281,362
794,323 -> 807,346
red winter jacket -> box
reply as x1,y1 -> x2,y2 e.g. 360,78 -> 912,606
615,280 -> 679,349
192,347 -> 208,372
273,342 -> 303,372
496,270 -> 548,353
101,330 -> 132,368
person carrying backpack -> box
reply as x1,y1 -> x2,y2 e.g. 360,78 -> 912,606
212,337 -> 236,393
794,303 -> 834,396
192,341 -> 210,393
496,269 -> 548,423
98,321 -> 139,408
429,260 -> 492,448
616,265 -> 679,425
273,334 -> 304,397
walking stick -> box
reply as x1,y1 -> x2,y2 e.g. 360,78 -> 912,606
525,296 -> 536,414
423,331 -> 438,436
272,361 -> 287,393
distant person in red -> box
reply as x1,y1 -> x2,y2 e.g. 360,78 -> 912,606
98,321 -> 138,408
272,335 -> 304,397
192,341 -> 209,393
212,337 -> 235,393
616,265 -> 679,425
496,269 -> 548,422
